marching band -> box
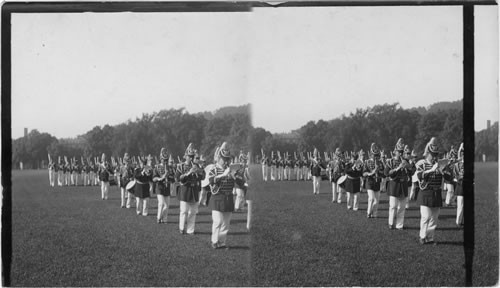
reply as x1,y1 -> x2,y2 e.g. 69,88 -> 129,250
45,134 -> 463,248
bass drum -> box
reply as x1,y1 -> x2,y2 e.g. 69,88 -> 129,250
126,180 -> 136,192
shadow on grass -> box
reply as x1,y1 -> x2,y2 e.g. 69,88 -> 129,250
437,227 -> 462,231
229,231 -> 249,235
231,219 -> 247,224
228,245 -> 250,250
437,241 -> 463,246
439,215 -> 458,219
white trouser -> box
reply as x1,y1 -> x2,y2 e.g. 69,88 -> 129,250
389,196 -> 408,229
101,181 -> 110,199
346,192 -> 359,210
235,188 -> 246,210
312,176 -> 321,194
297,169 -> 302,181
337,187 -> 345,203
456,195 -> 464,225
445,183 -> 455,205
262,165 -> 268,181
246,200 -> 253,230
212,210 -> 232,245
58,171 -> 64,186
157,194 -> 170,221
332,182 -> 338,202
180,201 -> 199,234
420,206 -> 440,241
270,167 -> 276,181
120,187 -> 127,207
49,170 -> 55,186
126,192 -> 134,208
136,197 -> 149,216
278,167 -> 284,180
405,187 -> 412,208
367,190 -> 380,217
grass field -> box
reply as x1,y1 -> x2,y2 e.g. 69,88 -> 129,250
8,162 -> 498,286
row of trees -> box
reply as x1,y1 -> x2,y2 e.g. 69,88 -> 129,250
12,101 -> 495,169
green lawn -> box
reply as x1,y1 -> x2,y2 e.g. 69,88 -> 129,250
8,162 -> 498,286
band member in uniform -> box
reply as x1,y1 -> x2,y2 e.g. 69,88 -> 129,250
444,146 -> 458,207
93,159 -> 100,186
133,156 -> 153,216
379,151 -> 388,193
277,153 -> 284,181
119,153 -> 133,208
454,143 -> 464,227
403,146 -> 417,209
176,143 -> 205,235
301,154 -> 308,181
57,157 -> 64,186
270,151 -> 277,181
329,148 -> 343,203
64,158 -> 71,186
261,149 -> 269,182
208,142 -> 236,249
98,154 -> 113,200
363,143 -> 384,218
284,153 -> 291,181
358,150 -> 366,193
295,154 -> 302,181
154,148 -> 175,223
234,152 -> 250,212
407,149 -> 420,208
385,138 -> 411,230
416,137 -> 453,244
310,148 -> 325,195
48,155 -> 55,187
345,151 -> 363,210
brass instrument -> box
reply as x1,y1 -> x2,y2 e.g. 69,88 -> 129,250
353,159 -> 363,171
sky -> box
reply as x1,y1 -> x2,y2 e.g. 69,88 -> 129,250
10,5 -> 498,139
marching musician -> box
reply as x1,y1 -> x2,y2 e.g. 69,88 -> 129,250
133,156 -> 153,216
57,157 -> 64,186
48,155 -> 55,187
153,148 -> 176,224
310,148 -> 325,195
270,152 -> 277,181
119,153 -> 133,208
234,152 -> 250,212
284,154 -> 291,181
277,153 -> 284,181
208,142 -> 236,249
93,159 -> 100,186
301,155 -> 308,181
261,150 -> 269,182
363,143 -> 384,218
175,143 -> 205,235
379,151 -> 388,193
82,160 -> 89,186
295,154 -> 302,181
453,143 -> 464,227
64,159 -> 71,186
415,137 -> 453,244
384,138 -> 411,230
330,148 -> 343,203
344,151 -> 363,210
358,149 -> 366,193
443,146 -> 458,207
404,146 -> 417,209
98,153 -> 113,200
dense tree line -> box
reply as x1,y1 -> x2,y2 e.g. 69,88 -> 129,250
13,100 -> 493,169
